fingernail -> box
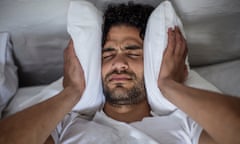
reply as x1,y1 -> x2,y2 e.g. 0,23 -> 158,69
168,27 -> 174,32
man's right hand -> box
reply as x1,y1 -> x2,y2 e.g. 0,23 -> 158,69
63,39 -> 86,99
0,39 -> 86,144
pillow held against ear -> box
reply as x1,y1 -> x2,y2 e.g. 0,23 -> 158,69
67,0 -> 104,114
144,1 -> 220,115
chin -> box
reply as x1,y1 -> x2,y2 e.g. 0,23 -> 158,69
110,82 -> 133,89
112,87 -> 128,95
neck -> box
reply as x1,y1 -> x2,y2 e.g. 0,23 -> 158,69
103,99 -> 151,123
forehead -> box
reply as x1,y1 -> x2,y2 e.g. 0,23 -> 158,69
105,25 -> 143,45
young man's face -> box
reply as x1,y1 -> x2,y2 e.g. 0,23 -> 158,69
102,25 -> 146,105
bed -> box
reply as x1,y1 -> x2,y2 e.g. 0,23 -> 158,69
0,0 -> 240,117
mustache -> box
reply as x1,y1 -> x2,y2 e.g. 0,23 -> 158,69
104,69 -> 137,82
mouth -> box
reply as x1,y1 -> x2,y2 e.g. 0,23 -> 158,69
108,74 -> 132,83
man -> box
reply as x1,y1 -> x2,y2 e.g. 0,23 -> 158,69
0,2 -> 240,144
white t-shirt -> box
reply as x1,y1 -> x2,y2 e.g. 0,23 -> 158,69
52,110 -> 202,144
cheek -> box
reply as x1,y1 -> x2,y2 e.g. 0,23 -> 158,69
137,68 -> 144,79
130,61 -> 144,78
101,63 -> 110,80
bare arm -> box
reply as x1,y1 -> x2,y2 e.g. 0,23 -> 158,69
0,40 -> 85,144
159,77 -> 240,144
158,27 -> 240,144
0,87 -> 80,144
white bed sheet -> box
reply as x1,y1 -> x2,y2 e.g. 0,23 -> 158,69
3,85 -> 46,117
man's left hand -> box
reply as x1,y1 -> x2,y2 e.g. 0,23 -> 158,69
158,27 -> 188,89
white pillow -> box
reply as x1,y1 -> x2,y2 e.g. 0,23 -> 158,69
4,0 -> 105,117
67,0 -> 104,113
0,32 -> 18,118
144,1 -> 221,115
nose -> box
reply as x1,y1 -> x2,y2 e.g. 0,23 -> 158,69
112,54 -> 129,73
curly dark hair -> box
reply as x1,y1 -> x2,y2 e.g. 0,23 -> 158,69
102,2 -> 154,46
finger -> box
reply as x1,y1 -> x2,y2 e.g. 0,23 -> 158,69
64,40 -> 72,66
64,39 -> 72,59
178,27 -> 187,57
183,44 -> 188,59
64,39 -> 75,77
67,39 -> 84,74
78,59 -> 85,78
166,27 -> 176,56
65,39 -> 79,63
174,27 -> 185,56
68,39 -> 76,57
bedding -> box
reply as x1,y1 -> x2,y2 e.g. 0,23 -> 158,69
0,33 -> 18,118
3,85 -> 46,117
3,0 -> 221,117
195,59 -> 240,97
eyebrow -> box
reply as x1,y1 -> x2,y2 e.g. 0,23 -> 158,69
102,45 -> 142,53
102,47 -> 115,53
124,45 -> 142,50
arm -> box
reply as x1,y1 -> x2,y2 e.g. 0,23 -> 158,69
158,27 -> 240,144
160,77 -> 240,144
0,40 -> 85,144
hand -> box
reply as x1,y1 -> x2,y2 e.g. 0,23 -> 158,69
63,39 -> 85,97
158,27 -> 188,89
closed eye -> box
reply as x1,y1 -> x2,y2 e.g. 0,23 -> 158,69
103,54 -> 115,60
124,45 -> 142,59
102,48 -> 116,61
127,53 -> 140,58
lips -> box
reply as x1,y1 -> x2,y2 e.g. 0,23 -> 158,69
108,74 -> 132,82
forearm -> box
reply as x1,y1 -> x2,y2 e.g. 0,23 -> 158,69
0,87 -> 81,144
159,79 -> 240,144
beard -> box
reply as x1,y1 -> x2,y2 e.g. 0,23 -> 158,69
103,70 -> 147,105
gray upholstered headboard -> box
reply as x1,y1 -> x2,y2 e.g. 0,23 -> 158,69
0,0 -> 240,87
